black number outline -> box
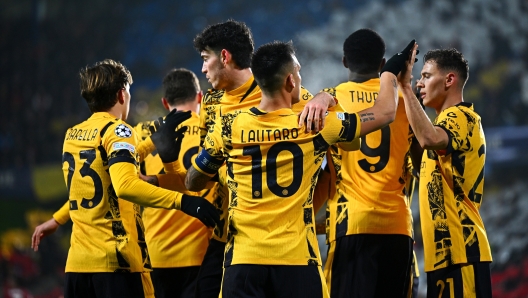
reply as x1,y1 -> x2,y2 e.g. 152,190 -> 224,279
358,126 -> 391,173
62,149 -> 104,209
243,142 -> 303,198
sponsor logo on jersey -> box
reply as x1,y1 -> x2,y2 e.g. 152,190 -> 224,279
112,142 -> 136,153
115,124 -> 132,138
336,112 -> 346,120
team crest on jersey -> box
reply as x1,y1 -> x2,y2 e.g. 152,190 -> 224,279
114,124 -> 132,138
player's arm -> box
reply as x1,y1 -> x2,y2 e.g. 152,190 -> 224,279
185,116 -> 225,191
397,45 -> 448,150
297,87 -> 337,133
136,134 -> 156,162
349,40 -> 417,137
31,200 -> 71,252
110,156 -> 219,227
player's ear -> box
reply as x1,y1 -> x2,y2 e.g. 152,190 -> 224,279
445,72 -> 456,88
197,91 -> 203,104
378,58 -> 386,73
161,98 -> 170,111
117,89 -> 125,105
342,56 -> 348,69
221,49 -> 231,66
285,74 -> 295,92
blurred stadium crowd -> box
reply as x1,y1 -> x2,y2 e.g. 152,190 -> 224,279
1,0 -> 527,297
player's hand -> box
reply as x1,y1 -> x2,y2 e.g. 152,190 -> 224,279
180,194 -> 221,228
397,43 -> 419,86
139,173 -> 159,186
31,218 -> 60,252
381,39 -> 418,76
298,92 -> 335,132
149,109 -> 191,163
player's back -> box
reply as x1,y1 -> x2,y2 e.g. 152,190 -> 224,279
200,77 -> 313,243
62,112 -> 146,272
325,78 -> 413,241
205,106 -> 360,267
137,113 -> 214,268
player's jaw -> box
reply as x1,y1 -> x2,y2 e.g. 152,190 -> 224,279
201,50 -> 227,89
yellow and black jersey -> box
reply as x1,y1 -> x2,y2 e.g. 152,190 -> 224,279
420,102 -> 491,272
323,79 -> 414,244
134,112 -> 214,268
199,76 -> 313,243
192,106 -> 360,266
403,155 -> 420,279
62,112 -> 183,273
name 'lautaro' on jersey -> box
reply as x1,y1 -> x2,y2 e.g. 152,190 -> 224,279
240,128 -> 300,143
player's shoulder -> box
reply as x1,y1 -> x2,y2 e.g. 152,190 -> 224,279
203,88 -> 224,105
106,119 -> 136,140
134,120 -> 154,140
439,102 -> 477,122
300,85 -> 313,101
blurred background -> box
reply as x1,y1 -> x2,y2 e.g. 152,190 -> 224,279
1,0 -> 528,297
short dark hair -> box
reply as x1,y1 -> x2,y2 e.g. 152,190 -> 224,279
423,48 -> 469,88
343,28 -> 385,74
162,68 -> 200,106
193,19 -> 254,69
79,59 -> 133,113
251,41 -> 295,94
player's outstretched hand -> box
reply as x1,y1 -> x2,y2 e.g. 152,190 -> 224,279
398,42 -> 419,86
149,109 -> 191,163
381,39 -> 419,76
180,194 -> 221,228
31,218 -> 60,252
298,92 -> 335,133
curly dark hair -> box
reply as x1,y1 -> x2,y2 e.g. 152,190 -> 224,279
251,41 -> 295,94
162,68 -> 200,106
423,48 -> 469,88
193,19 -> 254,69
343,28 -> 385,74
79,59 -> 133,113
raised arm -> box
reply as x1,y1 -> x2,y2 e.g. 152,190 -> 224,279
355,40 -> 418,137
397,47 -> 449,150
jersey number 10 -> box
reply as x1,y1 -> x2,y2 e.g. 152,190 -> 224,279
243,142 -> 303,199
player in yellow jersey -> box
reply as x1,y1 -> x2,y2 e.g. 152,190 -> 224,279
398,48 -> 492,297
184,40 -> 416,298
190,20 -> 336,298
321,29 -> 417,298
134,68 -> 215,298
57,59 -> 219,298
32,67 -> 217,298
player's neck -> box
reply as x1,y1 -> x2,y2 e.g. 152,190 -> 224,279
436,91 -> 464,114
106,106 -> 125,121
171,102 -> 198,114
348,72 -> 378,83
223,68 -> 253,92
258,93 -> 291,112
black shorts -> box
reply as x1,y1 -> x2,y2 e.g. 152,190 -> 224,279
222,264 -> 327,298
64,272 -> 145,298
151,266 -> 200,298
328,234 -> 413,298
194,238 -> 226,298
426,262 -> 491,298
